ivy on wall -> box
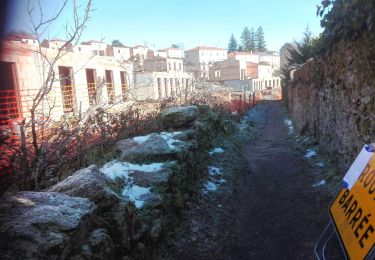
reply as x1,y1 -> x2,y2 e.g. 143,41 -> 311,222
317,0 -> 375,49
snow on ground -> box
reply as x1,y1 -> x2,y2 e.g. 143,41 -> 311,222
316,162 -> 325,167
100,160 -> 168,208
203,166 -> 226,194
203,182 -> 218,193
123,186 -> 151,208
305,149 -> 317,158
160,131 -> 183,150
132,132 -> 183,150
208,166 -> 221,176
133,134 -> 151,144
284,119 -> 294,133
209,147 -> 224,156
312,180 -> 326,187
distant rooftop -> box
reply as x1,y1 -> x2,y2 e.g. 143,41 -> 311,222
4,33 -> 36,41
81,40 -> 105,45
186,46 -> 227,52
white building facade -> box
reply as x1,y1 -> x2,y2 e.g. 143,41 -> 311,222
184,46 -> 227,79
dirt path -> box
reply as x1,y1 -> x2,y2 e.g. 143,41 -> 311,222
163,101 -> 342,259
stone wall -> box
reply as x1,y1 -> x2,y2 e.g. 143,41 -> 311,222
286,33 -> 375,172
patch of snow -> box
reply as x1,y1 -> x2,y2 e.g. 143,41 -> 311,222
100,160 -> 168,208
208,166 -> 221,176
203,181 -> 217,192
123,185 -> 151,208
209,147 -> 225,156
316,162 -> 324,167
101,161 -> 164,180
305,149 -> 317,158
218,179 -> 226,184
133,134 -> 151,144
160,131 -> 184,150
284,119 -> 292,126
284,119 -> 294,133
313,180 -> 326,187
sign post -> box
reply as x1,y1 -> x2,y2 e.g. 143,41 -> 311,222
329,153 -> 375,259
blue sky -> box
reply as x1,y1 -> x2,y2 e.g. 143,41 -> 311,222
6,0 -> 323,51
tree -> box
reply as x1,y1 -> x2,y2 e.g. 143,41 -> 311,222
112,39 -> 124,47
286,26 -> 316,65
249,27 -> 257,51
282,26 -> 321,80
256,26 -> 267,51
19,0 -> 94,189
240,26 -> 251,51
170,44 -> 180,48
227,33 -> 238,52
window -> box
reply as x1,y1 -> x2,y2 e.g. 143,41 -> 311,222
170,78 -> 174,95
176,78 -> 180,94
157,78 -> 162,100
164,78 -> 168,96
0,62 -> 19,124
168,62 -> 171,70
174,62 -> 176,70
59,66 -> 75,113
179,63 -> 182,71
78,47 -> 81,51
120,71 -> 127,101
118,50 -> 121,54
86,69 -> 96,105
105,70 -> 115,104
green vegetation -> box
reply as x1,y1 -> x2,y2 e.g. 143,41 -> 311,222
317,0 -> 375,49
256,26 -> 266,52
111,39 -> 125,47
228,33 -> 238,52
228,26 -> 267,52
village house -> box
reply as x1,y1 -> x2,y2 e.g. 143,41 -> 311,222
228,51 -> 281,71
209,55 -> 281,92
0,35 -> 194,131
184,46 -> 227,79
134,55 -> 193,101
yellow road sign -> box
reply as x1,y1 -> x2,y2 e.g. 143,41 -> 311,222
330,155 -> 375,259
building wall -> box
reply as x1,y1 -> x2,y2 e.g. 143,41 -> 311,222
209,59 -> 240,81
258,64 -> 273,79
249,77 -> 281,92
133,71 -> 194,100
0,41 -> 135,123
184,47 -> 227,79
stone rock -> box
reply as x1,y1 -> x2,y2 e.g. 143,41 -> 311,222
48,165 -> 120,209
116,132 -> 193,162
160,106 -> 198,128
173,129 -> 196,141
85,228 -> 114,260
139,192 -> 163,208
0,191 -> 95,260
48,165 -> 143,257
129,167 -> 172,187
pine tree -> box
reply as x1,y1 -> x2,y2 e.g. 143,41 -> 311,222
249,27 -> 257,51
240,26 -> 251,51
286,26 -> 315,65
227,33 -> 238,52
256,26 -> 267,52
